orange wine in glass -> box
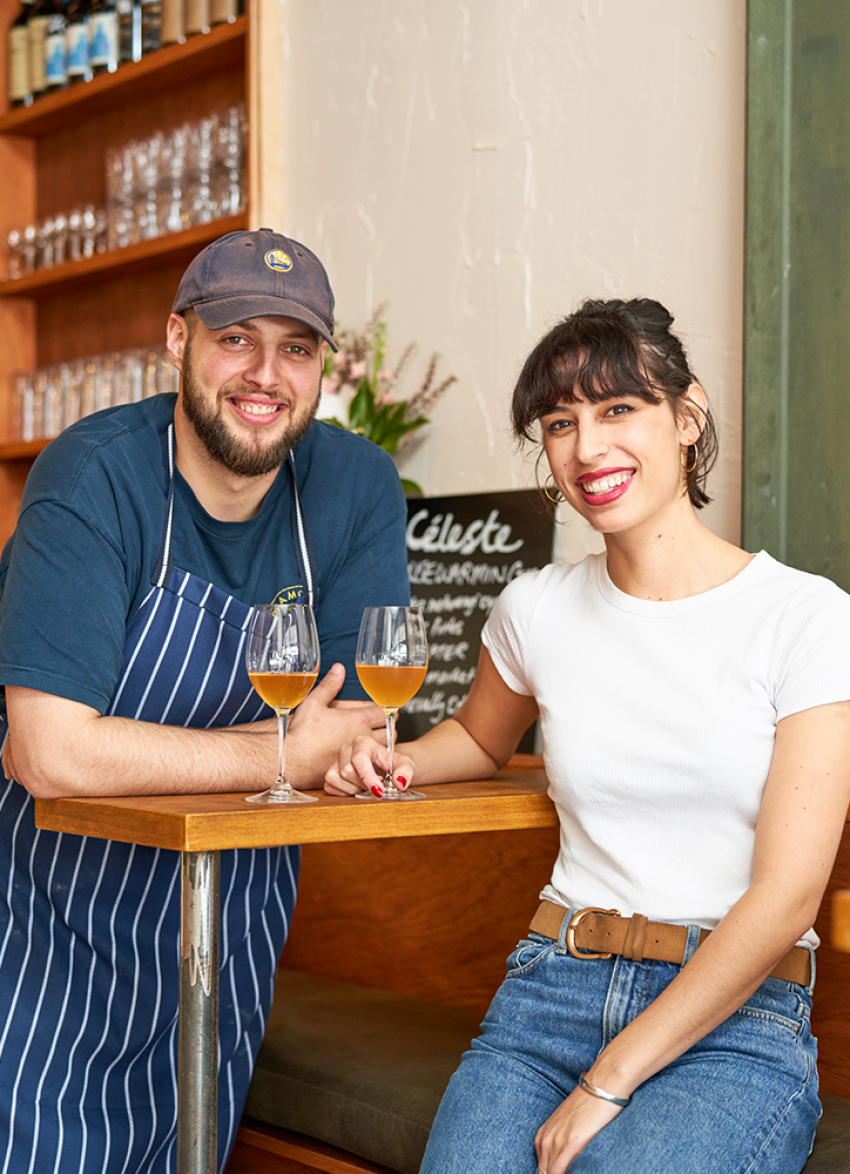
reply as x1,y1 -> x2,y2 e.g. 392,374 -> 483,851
355,606 -> 428,801
245,603 -> 320,805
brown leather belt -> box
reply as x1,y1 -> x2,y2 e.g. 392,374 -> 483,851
530,901 -> 812,986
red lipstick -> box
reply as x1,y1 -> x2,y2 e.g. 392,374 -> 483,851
576,467 -> 635,506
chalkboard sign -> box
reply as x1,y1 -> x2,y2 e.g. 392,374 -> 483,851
397,489 -> 555,751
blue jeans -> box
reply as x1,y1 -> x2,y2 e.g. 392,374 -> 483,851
420,916 -> 819,1173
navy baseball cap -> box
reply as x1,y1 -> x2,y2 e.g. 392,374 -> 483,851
172,228 -> 337,350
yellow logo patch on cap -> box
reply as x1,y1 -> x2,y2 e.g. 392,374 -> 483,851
264,249 -> 293,273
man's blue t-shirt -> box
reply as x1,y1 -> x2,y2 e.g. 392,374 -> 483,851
0,393 -> 410,713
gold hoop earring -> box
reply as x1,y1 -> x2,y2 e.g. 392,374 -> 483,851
681,443 -> 698,474
544,473 -> 564,503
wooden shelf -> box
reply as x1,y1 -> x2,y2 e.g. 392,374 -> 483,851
0,5 -> 251,545
0,213 -> 248,300
0,17 -> 247,139
0,438 -> 49,460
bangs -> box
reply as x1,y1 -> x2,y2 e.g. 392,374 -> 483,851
512,319 -> 664,441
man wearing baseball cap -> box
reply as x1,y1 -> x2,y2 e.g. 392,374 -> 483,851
0,229 -> 410,1171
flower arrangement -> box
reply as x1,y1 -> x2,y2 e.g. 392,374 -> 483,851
321,306 -> 457,495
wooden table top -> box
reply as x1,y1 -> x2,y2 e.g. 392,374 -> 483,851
33,769 -> 557,853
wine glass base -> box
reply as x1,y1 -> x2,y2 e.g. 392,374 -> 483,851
245,789 -> 319,805
354,788 -> 427,801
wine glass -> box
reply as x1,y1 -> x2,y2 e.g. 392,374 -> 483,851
355,606 -> 429,801
244,603 -> 320,805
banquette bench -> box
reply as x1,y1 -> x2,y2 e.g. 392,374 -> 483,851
225,762 -> 850,1174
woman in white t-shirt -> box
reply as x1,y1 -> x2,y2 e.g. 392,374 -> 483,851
325,299 -> 850,1174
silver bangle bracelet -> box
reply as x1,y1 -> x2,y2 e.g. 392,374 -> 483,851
578,1072 -> 631,1108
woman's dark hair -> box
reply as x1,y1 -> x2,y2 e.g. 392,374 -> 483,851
512,297 -> 718,509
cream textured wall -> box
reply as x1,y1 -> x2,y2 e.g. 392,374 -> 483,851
254,0 -> 746,555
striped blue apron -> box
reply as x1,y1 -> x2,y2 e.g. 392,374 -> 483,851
0,426 -> 312,1172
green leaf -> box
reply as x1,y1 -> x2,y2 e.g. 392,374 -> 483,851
347,379 -> 376,430
368,402 -> 403,447
401,477 -> 424,495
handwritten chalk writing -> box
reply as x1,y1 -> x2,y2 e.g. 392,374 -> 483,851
429,616 -> 464,637
408,559 -> 528,587
405,691 -> 447,722
404,690 -> 466,724
428,641 -> 470,663
411,593 -> 487,617
425,667 -> 477,687
406,509 -> 524,555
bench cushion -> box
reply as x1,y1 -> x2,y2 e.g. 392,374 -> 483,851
807,1095 -> 850,1172
244,970 -> 481,1174
246,971 -> 850,1174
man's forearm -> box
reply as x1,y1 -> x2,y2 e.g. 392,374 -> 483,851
5,692 -> 277,799
5,673 -> 389,799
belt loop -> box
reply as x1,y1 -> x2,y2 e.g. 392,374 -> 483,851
803,945 -> 816,995
681,923 -> 703,965
556,907 -> 577,953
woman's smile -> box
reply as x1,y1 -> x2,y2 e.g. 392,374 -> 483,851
576,467 -> 635,503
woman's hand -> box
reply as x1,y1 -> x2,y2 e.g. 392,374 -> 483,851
324,735 -> 414,798
535,1085 -> 624,1172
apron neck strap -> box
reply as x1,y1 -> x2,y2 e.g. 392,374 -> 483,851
156,424 -> 317,607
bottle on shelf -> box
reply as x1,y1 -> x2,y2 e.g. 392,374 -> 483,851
65,0 -> 91,83
159,0 -> 184,46
116,0 -> 141,62
139,0 -> 160,54
26,0 -> 51,100
209,0 -> 241,23
183,0 -> 209,37
7,0 -> 34,108
88,0 -> 118,73
44,0 -> 69,92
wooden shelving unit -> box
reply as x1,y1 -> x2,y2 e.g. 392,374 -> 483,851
0,16 -> 246,139
0,5 -> 250,544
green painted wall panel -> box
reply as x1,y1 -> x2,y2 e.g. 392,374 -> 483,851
744,0 -> 850,590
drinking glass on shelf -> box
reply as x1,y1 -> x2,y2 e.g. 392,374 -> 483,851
80,205 -> 101,258
13,373 -> 35,440
62,360 -> 85,430
6,229 -> 22,279
36,217 -> 55,270
67,208 -> 83,261
21,224 -> 37,274
244,603 -> 321,805
52,213 -> 68,266
39,365 -> 62,437
79,359 -> 98,419
355,606 -> 429,801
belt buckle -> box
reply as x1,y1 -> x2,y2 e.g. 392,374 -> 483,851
566,906 -> 620,960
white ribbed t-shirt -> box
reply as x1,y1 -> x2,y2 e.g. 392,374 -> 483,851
482,551 -> 850,947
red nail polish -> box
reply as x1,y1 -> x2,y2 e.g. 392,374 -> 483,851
370,784 -> 384,798
396,775 -> 407,788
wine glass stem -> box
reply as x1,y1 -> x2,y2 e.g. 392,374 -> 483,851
270,709 -> 291,799
383,710 -> 398,796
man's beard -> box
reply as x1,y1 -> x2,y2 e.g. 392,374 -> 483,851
180,343 -> 320,478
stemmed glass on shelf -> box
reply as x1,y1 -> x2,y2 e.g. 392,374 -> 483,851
244,603 -> 320,805
355,606 -> 429,801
